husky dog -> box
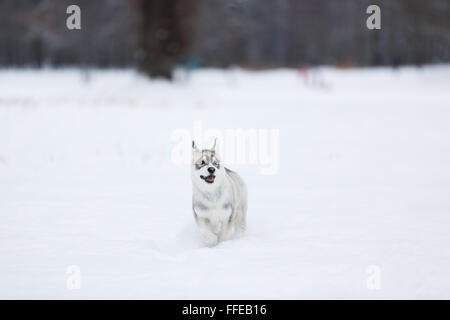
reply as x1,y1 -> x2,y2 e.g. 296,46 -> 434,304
191,140 -> 247,246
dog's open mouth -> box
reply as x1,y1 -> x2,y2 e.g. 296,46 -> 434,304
200,175 -> 215,183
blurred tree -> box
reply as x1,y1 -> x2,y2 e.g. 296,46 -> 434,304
0,0 -> 138,67
137,0 -> 197,79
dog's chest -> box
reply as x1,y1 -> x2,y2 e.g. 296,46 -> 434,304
193,196 -> 233,223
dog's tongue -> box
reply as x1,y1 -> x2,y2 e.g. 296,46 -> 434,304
206,175 -> 215,182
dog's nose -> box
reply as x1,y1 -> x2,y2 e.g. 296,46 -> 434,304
207,167 -> 215,174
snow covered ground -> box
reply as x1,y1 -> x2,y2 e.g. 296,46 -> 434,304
1,65 -> 450,299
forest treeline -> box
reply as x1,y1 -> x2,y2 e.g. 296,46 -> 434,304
0,0 -> 448,78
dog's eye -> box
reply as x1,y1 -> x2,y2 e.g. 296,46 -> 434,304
201,160 -> 206,166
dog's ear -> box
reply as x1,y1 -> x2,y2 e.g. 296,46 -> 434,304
211,138 -> 217,151
192,140 -> 200,152
192,141 -> 202,161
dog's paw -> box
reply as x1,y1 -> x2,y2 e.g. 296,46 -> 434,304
201,231 -> 218,247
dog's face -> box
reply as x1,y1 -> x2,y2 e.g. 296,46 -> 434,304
191,140 -> 224,188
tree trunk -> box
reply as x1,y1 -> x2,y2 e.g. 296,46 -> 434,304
137,0 -> 196,79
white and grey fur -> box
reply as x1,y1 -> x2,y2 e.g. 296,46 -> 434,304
191,140 -> 247,246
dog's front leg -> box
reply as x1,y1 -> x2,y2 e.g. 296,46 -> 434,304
219,220 -> 233,242
196,217 -> 218,247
